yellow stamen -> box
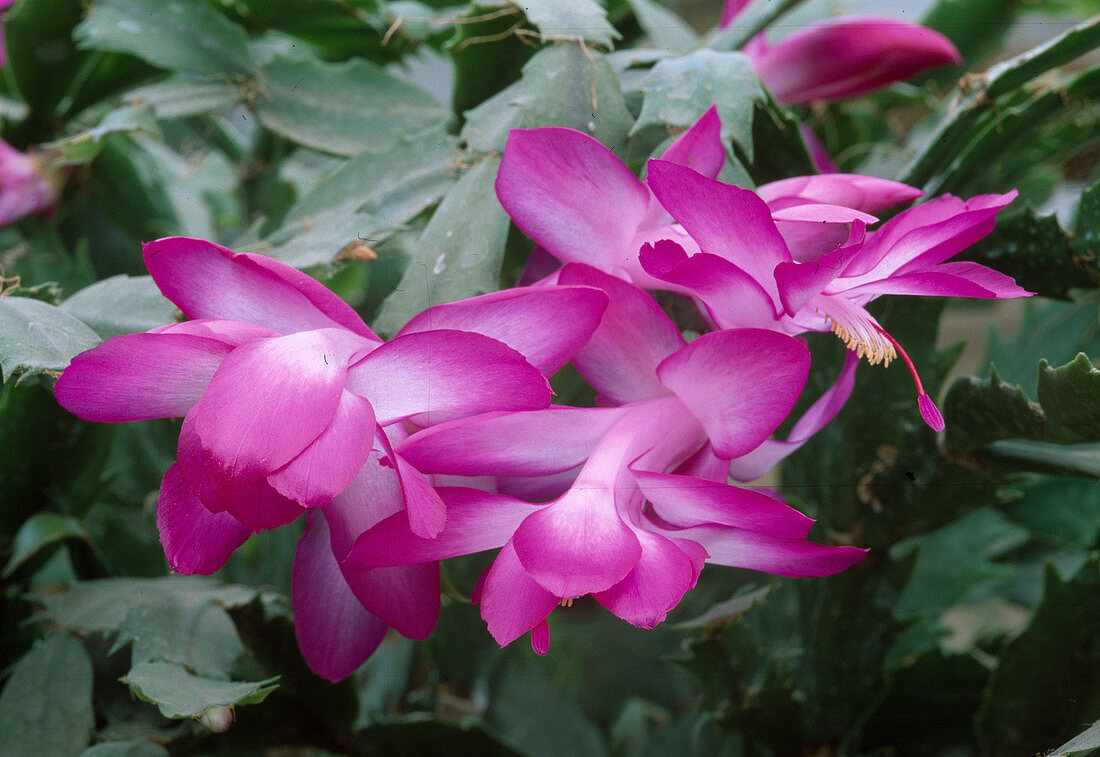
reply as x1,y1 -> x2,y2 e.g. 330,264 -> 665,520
559,597 -> 574,608
825,313 -> 897,366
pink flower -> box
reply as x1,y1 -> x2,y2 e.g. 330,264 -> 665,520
0,0 -> 17,67
643,160 -> 1032,430
55,237 -> 607,680
347,265 -> 865,651
721,2 -> 961,104
496,108 -> 917,286
0,139 -> 61,227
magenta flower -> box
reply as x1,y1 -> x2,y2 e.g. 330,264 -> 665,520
643,160 -> 1032,430
0,0 -> 16,67
721,1 -> 961,104
496,108 -> 917,286
0,139 -> 61,227
55,237 -> 607,680
349,265 -> 865,650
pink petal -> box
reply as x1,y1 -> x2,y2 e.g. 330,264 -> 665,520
374,427 -> 447,539
758,174 -> 922,215
656,329 -> 810,459
656,105 -> 725,180
496,128 -> 652,271
769,204 -> 877,225
397,405 -> 629,477
530,620 -> 550,656
396,285 -> 608,376
843,191 -> 1017,280
293,514 -> 389,682
728,351 -> 859,481
346,488 -> 542,570
647,160 -> 790,302
557,264 -> 685,404
638,241 -> 779,330
192,331 -> 347,509
683,525 -> 868,577
748,17 -> 961,104
593,529 -> 698,629
511,483 -> 642,599
148,318 -> 277,346
338,560 -> 440,640
480,540 -> 560,649
633,471 -> 813,538
55,333 -> 233,422
775,221 -> 867,314
323,453 -> 408,559
267,391 -> 377,508
840,261 -> 1032,300
142,237 -> 379,339
156,464 -> 252,575
799,125 -> 839,174
346,329 -> 550,425
719,0 -> 752,27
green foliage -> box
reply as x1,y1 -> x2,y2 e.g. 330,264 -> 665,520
0,297 -> 100,383
121,663 -> 278,719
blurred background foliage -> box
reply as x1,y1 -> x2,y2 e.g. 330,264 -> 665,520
2,0 -> 1100,755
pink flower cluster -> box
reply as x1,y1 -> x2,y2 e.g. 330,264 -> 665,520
55,108 -> 1028,680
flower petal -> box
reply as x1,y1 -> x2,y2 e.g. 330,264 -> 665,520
557,263 -> 685,404
683,525 -> 868,577
748,16 -> 960,104
639,241 -> 779,330
375,427 -> 447,539
758,174 -> 922,215
647,160 -> 790,302
346,329 -> 550,426
633,471 -> 813,538
840,261 -> 1032,300
496,128 -> 652,271
55,333 -> 233,422
656,105 -> 725,180
267,390 -> 377,508
338,560 -> 439,640
656,329 -> 810,459
512,483 -> 642,598
346,488 -> 543,570
143,237 -> 379,339
480,540 -> 560,649
774,222 -> 867,315
156,464 -> 252,575
396,285 -> 608,376
593,530 -> 698,629
398,405 -> 629,478
293,513 -> 389,682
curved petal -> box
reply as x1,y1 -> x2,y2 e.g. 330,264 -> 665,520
634,471 -> 813,538
396,285 -> 608,376
397,405 -> 629,478
148,318 -> 277,346
769,204 -> 877,225
728,351 -> 859,481
775,221 -> 867,315
749,17 -> 960,104
293,514 -> 389,681
557,264 -> 685,404
496,128 -> 651,271
840,262 -> 1032,300
656,105 -> 725,180
647,160 -> 790,301
593,530 -> 698,629
55,333 -> 233,422
375,427 -> 447,539
638,242 -> 779,330
157,464 -> 252,575
339,561 -> 439,640
323,452 -> 408,559
346,488 -> 542,570
267,390 -> 377,508
143,237 -> 379,338
480,540 -> 560,649
682,524 -> 868,577
656,329 -> 810,459
512,484 -> 642,598
192,331 -> 347,515
346,329 -> 550,426
758,174 -> 922,215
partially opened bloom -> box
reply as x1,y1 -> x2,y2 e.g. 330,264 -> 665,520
644,160 -> 1032,430
0,139 -> 62,227
55,237 -> 607,679
722,1 -> 961,104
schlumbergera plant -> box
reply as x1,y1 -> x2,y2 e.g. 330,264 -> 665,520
2,1 -> 1100,756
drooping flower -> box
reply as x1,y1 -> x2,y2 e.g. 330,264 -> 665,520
55,237 -> 607,679
643,160 -> 1032,430
349,265 -> 865,650
0,139 -> 62,227
721,1 -> 961,104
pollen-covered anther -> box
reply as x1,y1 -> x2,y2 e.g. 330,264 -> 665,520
559,597 -> 575,608
826,315 -> 897,366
